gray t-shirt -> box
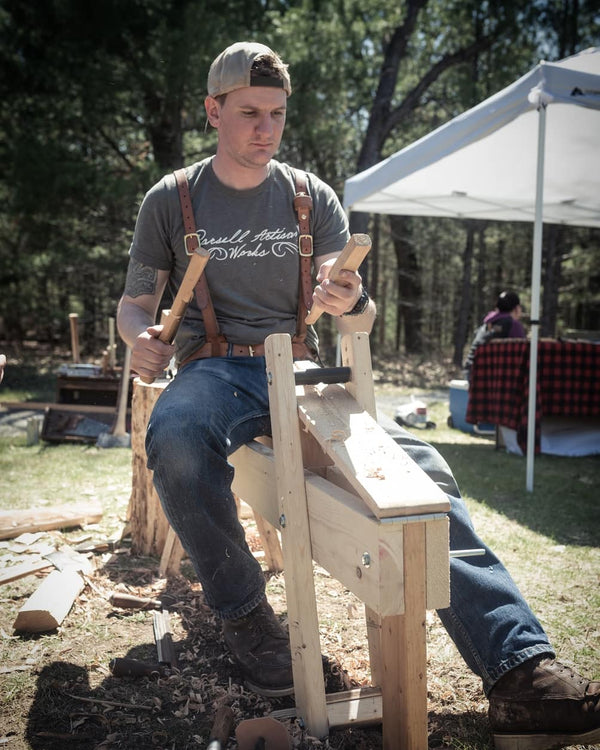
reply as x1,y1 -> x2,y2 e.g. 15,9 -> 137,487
129,158 -> 349,364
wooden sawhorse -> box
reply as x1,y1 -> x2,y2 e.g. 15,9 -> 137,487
228,332 -> 450,749
129,331 -> 450,749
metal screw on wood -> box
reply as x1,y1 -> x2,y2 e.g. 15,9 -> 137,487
361,552 -> 371,568
279,514 -> 286,528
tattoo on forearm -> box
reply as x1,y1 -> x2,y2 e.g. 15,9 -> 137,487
124,260 -> 158,298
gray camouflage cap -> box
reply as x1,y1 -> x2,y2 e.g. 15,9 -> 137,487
207,42 -> 292,97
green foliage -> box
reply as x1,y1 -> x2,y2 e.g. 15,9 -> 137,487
0,0 -> 598,357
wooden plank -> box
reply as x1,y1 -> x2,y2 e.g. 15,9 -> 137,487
382,522 -> 428,750
0,401 -> 130,415
426,516 -> 450,609
231,441 -> 450,615
340,332 -> 377,418
231,442 -> 387,613
13,569 -> 85,632
0,558 -> 52,585
365,606 -> 383,687
272,686 -> 383,728
0,502 -> 103,541
296,384 -> 449,518
252,511 -> 284,573
340,332 -> 382,686
265,334 -> 329,738
158,526 -> 185,578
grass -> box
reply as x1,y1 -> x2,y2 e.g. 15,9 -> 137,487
0,356 -> 598,749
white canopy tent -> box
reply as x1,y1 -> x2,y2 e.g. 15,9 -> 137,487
343,47 -> 600,491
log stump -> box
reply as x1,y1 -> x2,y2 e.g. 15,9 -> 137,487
129,377 -> 279,576
129,378 -> 171,557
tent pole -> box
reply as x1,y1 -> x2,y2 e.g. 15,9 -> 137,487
526,102 -> 547,492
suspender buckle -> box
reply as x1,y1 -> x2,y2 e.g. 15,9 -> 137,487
298,234 -> 313,256
184,232 -> 200,255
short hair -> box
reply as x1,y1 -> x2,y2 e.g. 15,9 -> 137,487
497,291 -> 520,313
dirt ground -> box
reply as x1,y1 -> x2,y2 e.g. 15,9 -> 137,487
1,527 -> 488,750
1,355 -> 494,749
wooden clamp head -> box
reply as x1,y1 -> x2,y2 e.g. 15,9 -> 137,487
305,234 -> 371,325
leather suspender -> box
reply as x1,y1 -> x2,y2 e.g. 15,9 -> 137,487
173,169 -> 224,352
291,169 -> 314,344
173,166 -> 314,351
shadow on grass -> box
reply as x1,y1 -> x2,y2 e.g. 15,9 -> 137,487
430,439 -> 599,548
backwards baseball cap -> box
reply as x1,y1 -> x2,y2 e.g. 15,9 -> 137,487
207,42 -> 292,98
497,291 -> 521,312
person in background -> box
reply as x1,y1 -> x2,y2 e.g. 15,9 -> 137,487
463,290 -> 526,380
0,354 -> 6,384
117,42 -> 599,750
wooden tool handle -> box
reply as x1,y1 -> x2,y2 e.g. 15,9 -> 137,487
109,592 -> 162,610
140,247 -> 210,384
207,706 -> 235,750
109,657 -> 166,678
69,313 -> 80,363
305,233 -> 371,325
112,346 -> 131,436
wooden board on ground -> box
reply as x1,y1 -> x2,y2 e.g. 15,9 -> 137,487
0,558 -> 52,585
0,502 -> 103,541
13,569 -> 86,632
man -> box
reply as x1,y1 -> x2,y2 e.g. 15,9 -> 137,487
463,290 -> 526,380
117,42 -> 599,749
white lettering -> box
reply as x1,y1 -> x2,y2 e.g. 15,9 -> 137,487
196,227 -> 298,262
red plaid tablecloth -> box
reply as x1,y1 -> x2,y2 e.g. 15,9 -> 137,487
466,339 -> 600,453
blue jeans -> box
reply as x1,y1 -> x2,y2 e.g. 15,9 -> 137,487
145,356 -> 553,695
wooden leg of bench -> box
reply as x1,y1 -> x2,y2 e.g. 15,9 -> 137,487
381,521 -> 428,750
265,335 -> 328,738
253,511 -> 284,573
365,606 -> 383,687
159,526 -> 185,578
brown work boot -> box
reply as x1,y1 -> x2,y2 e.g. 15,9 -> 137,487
489,656 -> 600,750
222,598 -> 294,697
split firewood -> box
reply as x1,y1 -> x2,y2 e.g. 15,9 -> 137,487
13,569 -> 86,632
12,547 -> 93,632
153,610 -> 177,667
0,558 -> 52,586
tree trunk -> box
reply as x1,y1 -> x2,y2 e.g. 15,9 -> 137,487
541,224 -> 564,337
453,222 -> 475,366
146,94 -> 184,170
390,215 -> 422,354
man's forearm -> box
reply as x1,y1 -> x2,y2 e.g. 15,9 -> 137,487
116,297 -> 156,349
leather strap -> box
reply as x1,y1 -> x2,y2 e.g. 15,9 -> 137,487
174,169 -> 200,255
180,339 -> 315,367
292,169 -> 314,343
173,169 -> 223,347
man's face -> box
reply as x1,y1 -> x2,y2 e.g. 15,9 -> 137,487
205,86 -> 287,172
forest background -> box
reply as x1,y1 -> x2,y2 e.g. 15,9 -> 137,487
1,0 -> 599,367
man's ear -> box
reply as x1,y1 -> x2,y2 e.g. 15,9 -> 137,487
204,96 -> 221,128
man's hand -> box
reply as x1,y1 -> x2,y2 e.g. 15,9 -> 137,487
130,325 -> 175,382
313,258 -> 363,317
